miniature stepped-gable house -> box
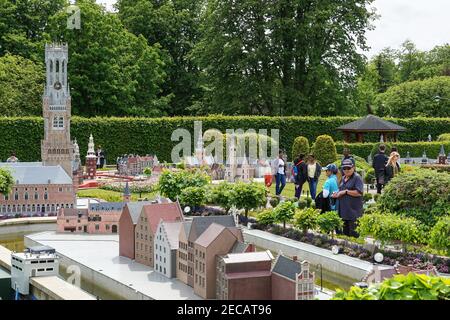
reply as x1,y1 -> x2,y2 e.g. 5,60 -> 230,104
216,250 -> 274,300
271,255 -> 315,300
177,215 -> 237,287
193,223 -> 244,299
135,202 -> 184,267
119,201 -> 155,259
153,220 -> 183,278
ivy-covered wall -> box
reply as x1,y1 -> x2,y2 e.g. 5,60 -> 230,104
0,116 -> 448,162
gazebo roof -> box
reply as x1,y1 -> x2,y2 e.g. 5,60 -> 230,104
337,115 -> 406,132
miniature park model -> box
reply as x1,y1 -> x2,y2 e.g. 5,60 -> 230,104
3,43 -> 446,301
1,43 -> 316,300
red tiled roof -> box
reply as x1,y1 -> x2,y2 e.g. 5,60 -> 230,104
195,223 -> 238,248
142,202 -> 184,234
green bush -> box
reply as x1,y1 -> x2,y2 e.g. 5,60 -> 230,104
143,167 -> 152,176
291,136 -> 310,161
336,141 -> 450,159
1,116 -> 448,163
293,208 -> 320,234
437,133 -> 450,142
208,181 -> 234,213
269,196 -> 280,208
357,212 -> 424,246
158,169 -> 210,201
230,182 -> 266,218
0,167 -> 14,195
311,135 -> 337,166
317,211 -> 343,237
256,209 -> 276,226
273,201 -> 296,229
363,193 -> 373,203
179,186 -> 207,208
364,168 -> 375,184
377,169 -> 450,227
333,273 -> 450,300
429,216 -> 450,256
297,198 -> 308,209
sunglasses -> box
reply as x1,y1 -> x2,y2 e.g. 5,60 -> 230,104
342,167 -> 353,171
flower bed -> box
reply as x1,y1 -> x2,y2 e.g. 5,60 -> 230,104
249,220 -> 450,274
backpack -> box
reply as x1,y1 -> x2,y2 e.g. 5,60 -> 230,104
315,191 -> 331,213
292,165 -> 298,177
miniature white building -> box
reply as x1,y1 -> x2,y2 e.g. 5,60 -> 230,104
11,246 -> 59,295
154,220 -> 183,278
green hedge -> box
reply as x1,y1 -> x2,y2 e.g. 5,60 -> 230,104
0,116 -> 449,162
336,141 -> 450,159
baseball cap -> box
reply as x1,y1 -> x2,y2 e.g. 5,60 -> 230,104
341,159 -> 354,168
323,163 -> 338,174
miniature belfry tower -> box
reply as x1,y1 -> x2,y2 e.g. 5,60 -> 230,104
41,43 -> 75,177
86,134 -> 97,179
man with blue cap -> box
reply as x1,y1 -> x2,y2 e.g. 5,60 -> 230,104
332,159 -> 364,237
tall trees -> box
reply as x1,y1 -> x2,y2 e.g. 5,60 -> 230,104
117,0 -> 204,116
193,0 -> 375,116
48,0 -> 167,116
0,54 -> 44,116
0,0 -> 65,62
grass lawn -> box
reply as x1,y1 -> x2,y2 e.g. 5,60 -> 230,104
77,188 -> 157,202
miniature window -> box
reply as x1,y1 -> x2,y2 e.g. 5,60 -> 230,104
34,193 -> 39,200
14,193 -> 19,200
24,193 -> 28,200
58,117 -> 64,128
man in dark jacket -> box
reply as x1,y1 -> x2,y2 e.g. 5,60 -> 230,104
293,154 -> 307,199
373,144 -> 388,194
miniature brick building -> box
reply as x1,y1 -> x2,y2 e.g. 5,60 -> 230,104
0,43 -> 79,216
85,134 -> 97,179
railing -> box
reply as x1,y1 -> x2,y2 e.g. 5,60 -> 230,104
49,105 -> 66,111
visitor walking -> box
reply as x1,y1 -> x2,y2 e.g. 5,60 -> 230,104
96,146 -> 105,169
293,154 -> 307,199
373,144 -> 388,194
306,154 -> 321,200
341,148 -> 356,166
321,164 -> 339,211
332,159 -> 364,237
385,151 -> 401,184
273,151 -> 286,196
6,152 -> 18,163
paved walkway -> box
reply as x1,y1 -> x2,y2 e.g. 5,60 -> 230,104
26,231 -> 201,300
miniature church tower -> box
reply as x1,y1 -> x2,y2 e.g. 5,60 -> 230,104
438,145 -> 447,164
86,134 -> 97,179
225,135 -> 237,182
123,182 -> 131,202
72,139 -> 83,190
41,43 -> 74,177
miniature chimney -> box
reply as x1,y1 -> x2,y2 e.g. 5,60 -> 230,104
292,256 -> 298,261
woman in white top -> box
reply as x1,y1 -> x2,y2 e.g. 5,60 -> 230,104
306,154 -> 322,200
274,151 -> 286,196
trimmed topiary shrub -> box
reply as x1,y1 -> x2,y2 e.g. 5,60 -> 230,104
256,209 -> 276,226
158,169 -> 210,201
429,216 -> 450,256
293,207 -> 320,234
179,186 -> 207,208
377,169 -> 450,228
357,211 -> 424,247
291,136 -> 310,161
317,211 -> 343,238
437,133 -> 450,142
311,135 -> 338,166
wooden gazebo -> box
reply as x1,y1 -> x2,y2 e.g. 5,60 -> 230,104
337,115 -> 406,143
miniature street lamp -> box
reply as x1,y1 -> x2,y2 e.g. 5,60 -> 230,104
374,252 -> 384,263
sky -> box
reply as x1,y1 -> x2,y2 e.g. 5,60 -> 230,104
97,0 -> 450,59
